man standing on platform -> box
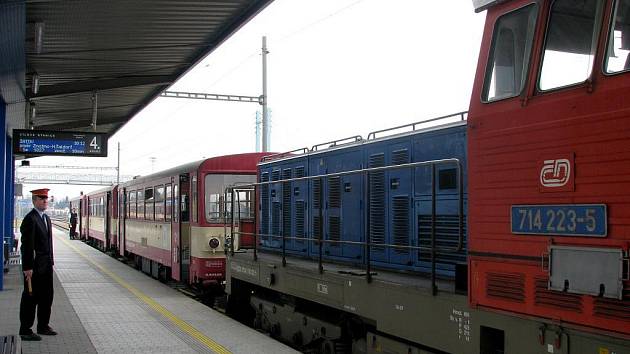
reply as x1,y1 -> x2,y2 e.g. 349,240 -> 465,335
19,188 -> 58,341
69,208 -> 78,239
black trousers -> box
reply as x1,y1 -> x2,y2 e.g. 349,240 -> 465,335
19,270 -> 54,334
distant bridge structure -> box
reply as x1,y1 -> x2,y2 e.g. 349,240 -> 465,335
15,165 -> 133,186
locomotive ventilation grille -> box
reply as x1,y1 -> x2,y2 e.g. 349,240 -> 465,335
392,196 -> 410,254
486,272 -> 525,303
295,201 -> 306,248
391,149 -> 409,165
417,215 -> 467,264
282,169 -> 292,240
272,202 -> 281,239
295,166 -> 305,178
593,286 -> 630,321
534,277 -> 583,312
369,153 -> 386,251
261,172 -> 270,238
328,215 -> 341,246
328,176 -> 341,208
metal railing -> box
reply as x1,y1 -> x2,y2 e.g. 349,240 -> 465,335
367,111 -> 467,140
224,158 -> 465,296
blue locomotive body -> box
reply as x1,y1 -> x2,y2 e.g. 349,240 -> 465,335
258,121 -> 468,278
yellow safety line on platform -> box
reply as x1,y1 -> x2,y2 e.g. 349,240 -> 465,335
55,234 -> 231,354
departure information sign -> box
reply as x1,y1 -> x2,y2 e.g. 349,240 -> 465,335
13,129 -> 108,157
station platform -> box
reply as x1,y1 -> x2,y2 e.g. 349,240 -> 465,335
0,227 -> 298,354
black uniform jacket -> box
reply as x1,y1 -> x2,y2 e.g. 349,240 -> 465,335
20,209 -> 54,274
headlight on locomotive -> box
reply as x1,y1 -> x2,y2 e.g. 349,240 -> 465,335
208,237 -> 220,249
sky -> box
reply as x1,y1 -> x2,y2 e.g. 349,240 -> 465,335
18,0 -> 486,203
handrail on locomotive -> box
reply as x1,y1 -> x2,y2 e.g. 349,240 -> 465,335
223,156 -> 465,295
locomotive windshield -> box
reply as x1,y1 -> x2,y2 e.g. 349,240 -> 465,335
482,4 -> 537,101
606,0 -> 630,73
539,0 -> 601,90
205,174 -> 256,222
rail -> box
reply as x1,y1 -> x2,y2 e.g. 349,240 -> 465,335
310,135 -> 363,152
260,148 -> 309,162
225,157 -> 465,295
367,111 -> 467,140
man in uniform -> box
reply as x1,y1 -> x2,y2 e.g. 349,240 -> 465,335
19,188 -> 57,341
69,208 -> 78,239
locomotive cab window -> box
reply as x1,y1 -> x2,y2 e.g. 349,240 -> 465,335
605,0 -> 630,73
482,4 -> 538,102
538,0 -> 601,91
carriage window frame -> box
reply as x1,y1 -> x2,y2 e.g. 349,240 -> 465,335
154,185 -> 165,221
191,175 -> 198,223
165,184 -> 172,221
137,190 -> 144,220
604,0 -> 630,75
482,3 -> 539,103
144,187 -> 154,220
537,0 -> 603,92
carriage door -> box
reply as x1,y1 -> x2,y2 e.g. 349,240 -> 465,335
105,192 -> 111,250
179,174 -> 191,283
78,199 -> 83,239
119,188 -> 126,256
170,180 -> 181,281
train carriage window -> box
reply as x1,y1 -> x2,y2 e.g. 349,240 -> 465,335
539,0 -> 601,91
144,188 -> 154,220
137,190 -> 144,220
165,184 -> 172,221
205,174 -> 256,223
192,175 -> 198,223
605,0 -> 630,73
482,4 -> 538,102
155,185 -> 165,220
128,191 -> 135,218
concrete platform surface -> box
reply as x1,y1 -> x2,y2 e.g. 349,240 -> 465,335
1,227 -> 298,354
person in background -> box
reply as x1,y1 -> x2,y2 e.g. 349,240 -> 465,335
69,208 -> 78,239
19,188 -> 57,341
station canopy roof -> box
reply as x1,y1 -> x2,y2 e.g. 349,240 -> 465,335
22,0 -> 273,134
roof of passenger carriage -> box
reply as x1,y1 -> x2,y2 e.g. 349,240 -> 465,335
123,152 -> 272,187
11,0 -> 274,138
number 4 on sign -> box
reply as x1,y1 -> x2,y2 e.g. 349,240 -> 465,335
90,137 -> 99,149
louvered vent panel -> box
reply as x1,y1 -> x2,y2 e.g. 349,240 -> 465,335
313,179 -> 322,209
392,149 -> 409,165
534,278 -> 583,312
272,202 -> 281,241
295,201 -> 305,239
328,176 -> 341,208
593,286 -> 630,321
392,196 -> 410,254
282,169 -> 292,240
271,170 -> 280,181
418,215 -> 467,264
313,215 -> 322,240
295,166 -> 306,178
369,154 -> 386,250
329,215 -> 340,247
261,172 -> 270,238
486,272 -> 525,303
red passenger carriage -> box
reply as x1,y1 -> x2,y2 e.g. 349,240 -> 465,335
119,153 -> 267,287
83,185 -> 119,251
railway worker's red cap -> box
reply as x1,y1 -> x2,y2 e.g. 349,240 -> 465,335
30,188 -> 50,198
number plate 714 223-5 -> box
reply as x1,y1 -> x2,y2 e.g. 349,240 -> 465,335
511,204 -> 607,237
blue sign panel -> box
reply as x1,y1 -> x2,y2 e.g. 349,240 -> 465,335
13,129 -> 107,157
511,204 -> 607,237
